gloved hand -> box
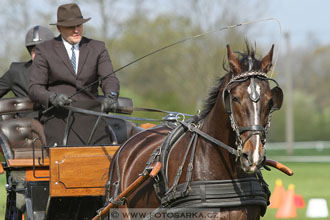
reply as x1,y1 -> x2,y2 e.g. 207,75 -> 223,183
101,92 -> 119,112
49,93 -> 72,107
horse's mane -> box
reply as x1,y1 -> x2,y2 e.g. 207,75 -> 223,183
200,42 -> 262,119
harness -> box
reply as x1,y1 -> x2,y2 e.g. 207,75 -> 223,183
107,116 -> 271,216
150,117 -> 270,216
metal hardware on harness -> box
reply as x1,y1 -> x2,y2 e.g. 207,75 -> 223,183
109,197 -> 126,206
162,113 -> 177,122
188,123 -> 197,132
228,114 -> 243,160
111,181 -> 121,204
175,113 -> 185,122
143,147 -> 161,174
97,209 -> 101,220
249,77 -> 260,102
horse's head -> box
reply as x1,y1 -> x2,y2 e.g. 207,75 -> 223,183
222,44 -> 283,173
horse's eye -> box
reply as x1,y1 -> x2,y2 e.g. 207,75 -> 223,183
232,96 -> 240,104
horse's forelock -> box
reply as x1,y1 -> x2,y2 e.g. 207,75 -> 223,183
237,43 -> 262,72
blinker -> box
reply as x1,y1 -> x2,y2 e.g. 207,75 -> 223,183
270,86 -> 283,111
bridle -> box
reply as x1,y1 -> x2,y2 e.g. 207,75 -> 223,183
222,71 -> 282,157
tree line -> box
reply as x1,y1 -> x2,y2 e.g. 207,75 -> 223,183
0,0 -> 329,142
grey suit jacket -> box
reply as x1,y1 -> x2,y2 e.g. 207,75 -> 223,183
0,61 -> 31,98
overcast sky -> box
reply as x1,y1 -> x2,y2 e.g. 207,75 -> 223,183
265,0 -> 330,47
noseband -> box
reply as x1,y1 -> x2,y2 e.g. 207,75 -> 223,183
222,71 -> 281,157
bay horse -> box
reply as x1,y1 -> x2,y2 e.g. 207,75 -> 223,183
106,43 -> 283,219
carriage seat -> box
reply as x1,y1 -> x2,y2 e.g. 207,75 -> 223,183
104,118 -> 143,144
0,96 -> 39,120
0,118 -> 47,160
98,96 -> 143,144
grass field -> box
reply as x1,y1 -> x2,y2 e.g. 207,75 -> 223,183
1,172 -> 6,219
262,162 -> 330,220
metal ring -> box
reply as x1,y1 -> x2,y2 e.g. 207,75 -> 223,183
175,113 -> 185,122
188,123 -> 197,132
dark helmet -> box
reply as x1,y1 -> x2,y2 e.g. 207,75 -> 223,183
25,25 -> 54,48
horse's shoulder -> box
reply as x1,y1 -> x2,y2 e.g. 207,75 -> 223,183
116,125 -> 172,155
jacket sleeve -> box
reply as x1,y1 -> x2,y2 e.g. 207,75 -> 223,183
97,42 -> 120,95
29,45 -> 53,108
0,64 -> 14,98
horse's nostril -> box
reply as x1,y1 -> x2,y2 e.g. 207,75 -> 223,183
242,152 -> 251,164
242,152 -> 249,160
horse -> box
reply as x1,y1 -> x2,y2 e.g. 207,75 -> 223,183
105,43 -> 283,220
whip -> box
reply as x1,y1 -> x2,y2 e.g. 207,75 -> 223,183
42,17 -> 282,114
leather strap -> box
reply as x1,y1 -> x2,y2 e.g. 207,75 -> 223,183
178,120 -> 238,157
161,177 -> 269,216
238,124 -> 265,134
134,107 -> 193,117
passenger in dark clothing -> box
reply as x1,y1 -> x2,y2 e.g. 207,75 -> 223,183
0,26 -> 54,98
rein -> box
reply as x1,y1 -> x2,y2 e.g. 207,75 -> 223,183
178,120 -> 238,157
61,105 -> 193,122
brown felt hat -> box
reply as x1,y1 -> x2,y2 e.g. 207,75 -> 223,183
50,3 -> 91,27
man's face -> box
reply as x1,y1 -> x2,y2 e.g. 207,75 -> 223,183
57,24 -> 83,45
31,47 -> 36,61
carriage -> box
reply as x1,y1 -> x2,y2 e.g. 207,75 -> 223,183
0,44 -> 293,220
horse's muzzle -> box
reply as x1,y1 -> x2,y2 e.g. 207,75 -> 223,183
239,140 -> 265,173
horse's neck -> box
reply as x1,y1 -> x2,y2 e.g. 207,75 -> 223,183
196,97 -> 248,180
202,91 -> 230,142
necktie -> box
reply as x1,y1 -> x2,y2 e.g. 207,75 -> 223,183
71,45 -> 76,72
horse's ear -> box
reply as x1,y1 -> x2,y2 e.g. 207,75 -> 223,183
261,44 -> 274,73
227,44 -> 241,75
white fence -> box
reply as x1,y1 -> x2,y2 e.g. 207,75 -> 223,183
265,141 -> 330,163
266,141 -> 330,150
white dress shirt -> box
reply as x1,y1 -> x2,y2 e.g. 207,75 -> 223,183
62,38 -> 80,74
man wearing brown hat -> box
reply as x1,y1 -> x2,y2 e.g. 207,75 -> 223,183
29,3 -> 120,146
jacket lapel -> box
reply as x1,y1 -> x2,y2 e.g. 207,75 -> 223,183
77,37 -> 89,76
54,36 -> 76,76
